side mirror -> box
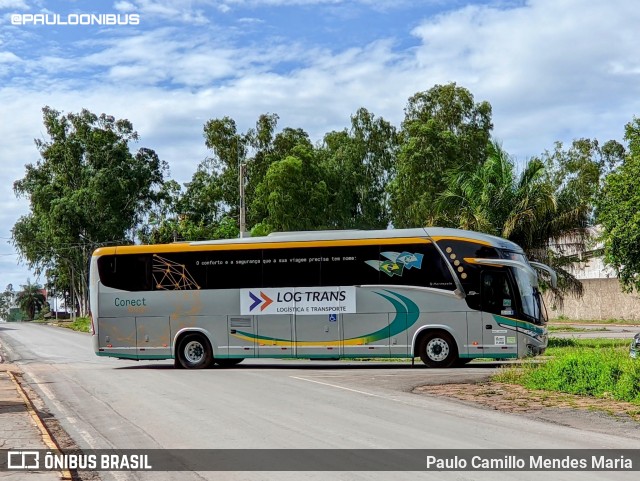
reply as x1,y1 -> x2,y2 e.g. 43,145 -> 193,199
529,262 -> 558,288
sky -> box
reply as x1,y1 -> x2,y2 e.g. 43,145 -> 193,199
1,0 -> 639,292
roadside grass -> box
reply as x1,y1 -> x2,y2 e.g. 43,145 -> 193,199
550,317 -> 640,325
546,338 -> 629,351
494,338 -> 640,405
547,325 -> 608,332
62,317 -> 91,333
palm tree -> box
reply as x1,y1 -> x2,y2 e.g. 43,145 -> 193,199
433,141 -> 590,302
16,280 -> 47,321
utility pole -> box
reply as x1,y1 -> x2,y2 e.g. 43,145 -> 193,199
239,162 -> 247,238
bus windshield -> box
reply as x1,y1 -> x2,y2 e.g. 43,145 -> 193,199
512,266 -> 541,324
498,249 -> 546,324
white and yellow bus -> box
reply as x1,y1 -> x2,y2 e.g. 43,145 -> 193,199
89,227 -> 554,369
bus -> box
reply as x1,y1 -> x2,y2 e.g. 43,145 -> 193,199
89,227 -> 555,369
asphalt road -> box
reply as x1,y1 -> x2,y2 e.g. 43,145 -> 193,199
1,321 -> 639,481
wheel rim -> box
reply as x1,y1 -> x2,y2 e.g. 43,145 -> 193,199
426,338 -> 449,362
184,340 -> 205,364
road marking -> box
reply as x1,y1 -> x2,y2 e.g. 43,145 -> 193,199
290,376 -> 404,402
291,376 -> 383,398
290,375 -> 473,411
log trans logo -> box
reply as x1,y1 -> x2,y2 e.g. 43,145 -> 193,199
248,291 -> 274,312
241,287 -> 356,315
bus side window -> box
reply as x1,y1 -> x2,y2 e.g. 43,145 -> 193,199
120,255 -> 152,292
262,248 -> 321,288
98,254 -> 151,291
320,245 -> 380,286
481,271 -> 514,316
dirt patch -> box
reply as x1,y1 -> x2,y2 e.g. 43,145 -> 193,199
416,381 -> 640,417
415,382 -> 640,439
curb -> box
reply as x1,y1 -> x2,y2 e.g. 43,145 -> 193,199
7,370 -> 73,481
8,371 -> 59,451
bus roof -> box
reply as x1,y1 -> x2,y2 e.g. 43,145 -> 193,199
92,227 -> 524,257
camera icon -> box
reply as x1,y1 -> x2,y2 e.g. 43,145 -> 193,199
7,451 -> 40,469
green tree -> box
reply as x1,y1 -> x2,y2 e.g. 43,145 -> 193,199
434,141 -> 590,299
541,138 -> 624,222
0,284 -> 15,320
248,126 -> 312,226
598,118 -> 640,291
195,113 -> 286,236
199,114 -> 319,236
146,113 -> 306,243
202,116 -> 249,223
320,108 -> 398,229
12,107 -> 167,315
16,280 -> 47,321
389,83 -> 493,227
137,179 -> 184,243
253,145 -> 329,232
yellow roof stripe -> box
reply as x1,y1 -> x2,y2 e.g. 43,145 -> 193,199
432,235 -> 491,246
92,235 -> 493,257
93,237 -> 431,256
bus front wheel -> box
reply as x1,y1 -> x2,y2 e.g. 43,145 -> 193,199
419,331 -> 458,368
177,333 -> 213,369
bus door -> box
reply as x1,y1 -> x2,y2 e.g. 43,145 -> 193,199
256,315 -> 293,358
480,270 -> 519,359
136,316 -> 171,358
294,313 -> 341,358
228,316 -> 256,358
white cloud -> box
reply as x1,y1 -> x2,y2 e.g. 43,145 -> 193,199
224,0 -> 341,5
217,0 -> 418,14
111,0 -> 211,23
409,0 -> 640,156
0,0 -> 29,10
222,0 -> 406,6
113,1 -> 137,13
0,51 -> 20,62
237,16 -> 264,23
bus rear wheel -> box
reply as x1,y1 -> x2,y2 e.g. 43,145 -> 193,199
177,333 -> 213,369
216,358 -> 244,368
419,331 -> 458,368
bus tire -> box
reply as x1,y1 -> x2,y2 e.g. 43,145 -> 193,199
419,331 -> 458,368
177,333 -> 213,369
216,358 -> 244,368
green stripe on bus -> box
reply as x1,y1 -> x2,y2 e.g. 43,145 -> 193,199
493,315 -> 545,335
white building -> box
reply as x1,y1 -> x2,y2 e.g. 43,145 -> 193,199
544,226 -> 640,321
